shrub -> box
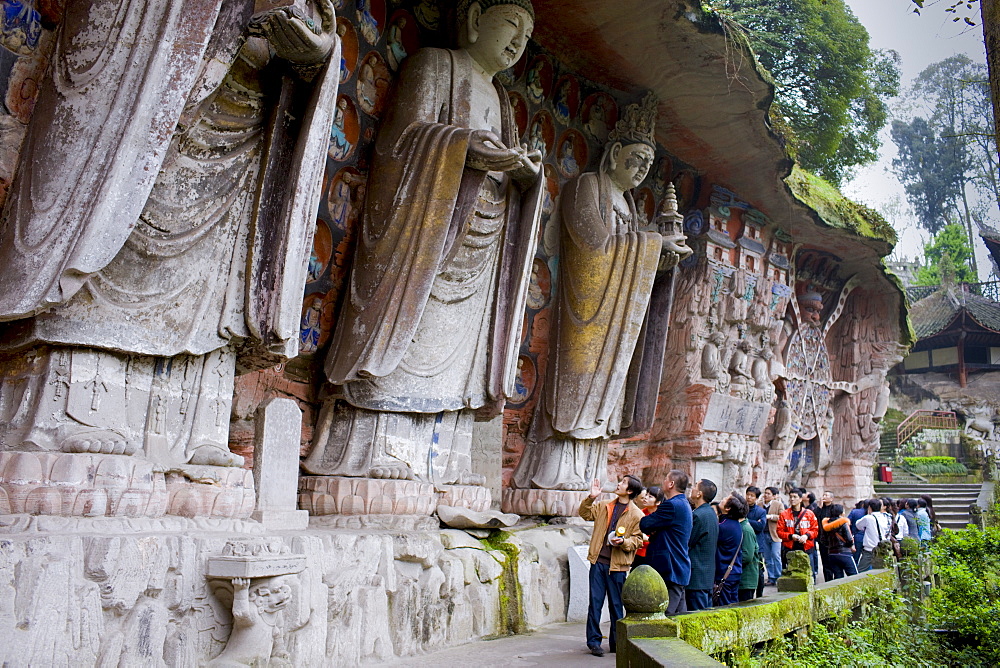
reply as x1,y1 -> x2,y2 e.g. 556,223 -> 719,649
735,594 -> 945,668
929,527 -> 1000,665
902,456 -> 968,476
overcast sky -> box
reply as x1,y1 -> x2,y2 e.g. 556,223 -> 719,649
839,0 -> 990,274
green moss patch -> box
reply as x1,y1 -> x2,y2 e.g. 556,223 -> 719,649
785,165 -> 896,244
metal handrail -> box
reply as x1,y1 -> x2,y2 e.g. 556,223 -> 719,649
896,409 -> 960,448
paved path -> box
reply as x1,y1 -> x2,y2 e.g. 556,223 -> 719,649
377,621 -> 616,667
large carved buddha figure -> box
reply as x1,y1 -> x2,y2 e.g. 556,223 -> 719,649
512,95 -> 689,502
303,0 -> 542,490
0,1 -> 338,515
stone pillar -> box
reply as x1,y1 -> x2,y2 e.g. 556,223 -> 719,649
471,415 -> 503,510
251,398 -> 309,530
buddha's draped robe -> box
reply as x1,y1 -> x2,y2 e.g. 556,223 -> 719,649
514,169 -> 661,490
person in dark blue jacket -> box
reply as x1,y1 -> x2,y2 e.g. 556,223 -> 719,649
745,486 -> 767,597
640,470 -> 693,614
685,478 -> 719,611
847,500 -> 867,565
715,493 -> 747,606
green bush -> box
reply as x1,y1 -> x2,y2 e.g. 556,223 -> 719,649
929,527 -> 1000,665
902,456 -> 968,476
734,594 -> 946,668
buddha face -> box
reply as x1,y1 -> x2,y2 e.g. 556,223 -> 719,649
608,142 -> 654,191
463,4 -> 534,76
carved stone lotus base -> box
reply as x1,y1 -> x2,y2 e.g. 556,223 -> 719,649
501,488 -> 590,517
307,513 -> 440,531
0,452 -> 255,519
0,451 -> 167,517
436,484 -> 491,513
298,476 -> 437,516
165,465 -> 255,519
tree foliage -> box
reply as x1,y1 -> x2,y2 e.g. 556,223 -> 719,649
892,55 -> 995,277
713,0 -> 900,185
891,117 -> 964,234
910,0 -> 981,27
914,222 -> 976,285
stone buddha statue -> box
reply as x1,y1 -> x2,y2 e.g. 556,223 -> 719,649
510,94 -> 690,512
302,0 -> 543,506
0,0 -> 339,518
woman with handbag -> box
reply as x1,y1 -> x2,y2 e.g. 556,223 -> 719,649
713,493 -> 747,606
856,498 -> 892,571
820,504 -> 858,579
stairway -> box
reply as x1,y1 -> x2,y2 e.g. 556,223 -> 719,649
872,483 -> 982,531
877,431 -> 898,463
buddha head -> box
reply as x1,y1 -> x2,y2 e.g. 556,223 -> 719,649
457,0 -> 535,77
602,93 -> 657,192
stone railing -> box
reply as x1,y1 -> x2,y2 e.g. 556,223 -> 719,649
616,550 -> 898,666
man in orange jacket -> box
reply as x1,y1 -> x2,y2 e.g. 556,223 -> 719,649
776,489 -> 819,579
579,475 -> 644,656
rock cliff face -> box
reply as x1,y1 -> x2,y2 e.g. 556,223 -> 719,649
0,518 -> 588,665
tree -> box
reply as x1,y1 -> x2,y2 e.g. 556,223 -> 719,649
914,222 -> 976,285
890,117 -> 965,234
893,55 -> 995,276
714,0 -> 900,185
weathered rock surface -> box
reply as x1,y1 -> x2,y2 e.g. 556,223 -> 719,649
0,520 -> 590,665
437,505 -> 519,529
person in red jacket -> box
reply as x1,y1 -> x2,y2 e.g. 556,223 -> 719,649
776,489 -> 819,579
632,485 -> 665,569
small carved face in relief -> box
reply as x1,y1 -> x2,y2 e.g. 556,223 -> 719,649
608,142 -> 654,191
250,582 -> 292,613
463,4 -> 534,75
799,298 -> 823,326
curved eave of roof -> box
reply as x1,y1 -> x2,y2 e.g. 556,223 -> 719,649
980,227 -> 1000,269
532,0 -> 910,345
909,288 -> 1000,339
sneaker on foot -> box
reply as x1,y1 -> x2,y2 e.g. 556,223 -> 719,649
589,646 -> 604,657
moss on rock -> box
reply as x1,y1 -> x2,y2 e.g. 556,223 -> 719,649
480,530 -> 526,636
785,165 -> 896,244
623,565 -> 669,615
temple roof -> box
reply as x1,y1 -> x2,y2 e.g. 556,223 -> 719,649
909,286 -> 1000,340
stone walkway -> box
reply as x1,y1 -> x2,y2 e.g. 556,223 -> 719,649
378,621 -> 616,666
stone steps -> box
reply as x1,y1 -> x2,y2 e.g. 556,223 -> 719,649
873,483 -> 982,530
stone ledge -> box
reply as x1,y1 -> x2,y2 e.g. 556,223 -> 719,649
629,637 -> 726,667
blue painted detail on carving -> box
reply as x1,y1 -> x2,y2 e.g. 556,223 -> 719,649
683,210 -> 705,236
0,1 -> 40,55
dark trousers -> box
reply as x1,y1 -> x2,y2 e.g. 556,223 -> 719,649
819,544 -> 832,581
715,579 -> 739,606
826,552 -> 859,579
686,588 -> 712,611
587,562 -> 625,650
853,535 -> 865,564
738,588 -> 756,602
665,581 -> 688,615
858,548 -> 874,572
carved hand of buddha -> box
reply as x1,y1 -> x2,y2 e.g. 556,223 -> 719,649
467,131 -> 541,185
251,0 -> 337,65
660,232 -> 692,258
